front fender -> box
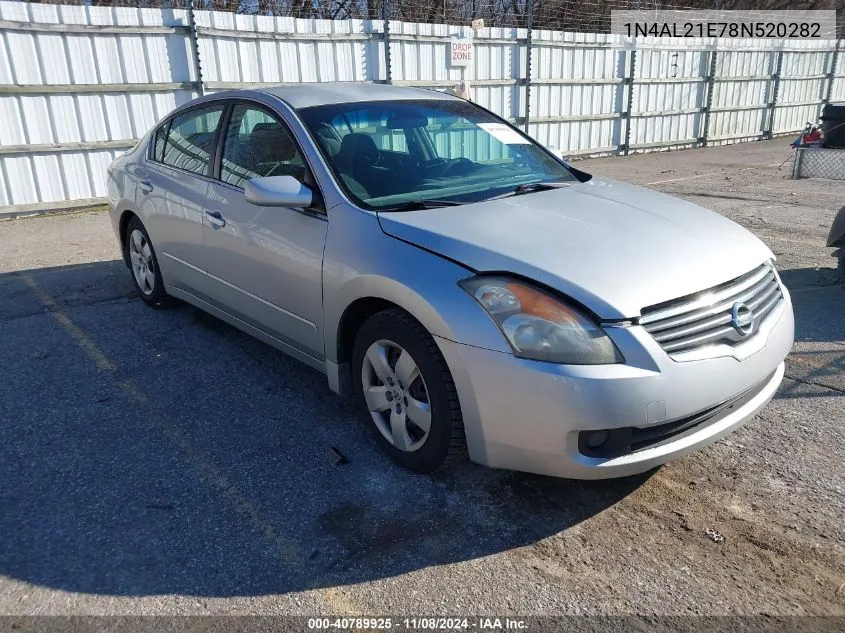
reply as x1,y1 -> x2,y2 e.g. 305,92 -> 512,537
322,206 -> 511,364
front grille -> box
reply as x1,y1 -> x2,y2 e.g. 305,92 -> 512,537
639,263 -> 783,356
578,370 -> 776,459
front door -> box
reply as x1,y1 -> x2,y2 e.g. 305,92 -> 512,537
200,102 -> 328,359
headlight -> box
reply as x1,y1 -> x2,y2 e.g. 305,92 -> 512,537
459,276 -> 623,365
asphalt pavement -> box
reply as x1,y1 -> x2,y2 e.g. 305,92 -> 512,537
0,139 -> 843,617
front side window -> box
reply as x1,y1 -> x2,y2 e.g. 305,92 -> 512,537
159,104 -> 224,175
298,99 -> 577,210
220,104 -> 306,189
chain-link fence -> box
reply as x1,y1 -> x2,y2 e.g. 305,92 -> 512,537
13,0 -> 845,35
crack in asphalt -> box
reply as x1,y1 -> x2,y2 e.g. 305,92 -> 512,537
783,373 -> 845,396
0,293 -> 138,322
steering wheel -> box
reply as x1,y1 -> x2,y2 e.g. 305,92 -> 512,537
440,157 -> 476,175
422,158 -> 449,176
261,161 -> 283,177
315,122 -> 340,144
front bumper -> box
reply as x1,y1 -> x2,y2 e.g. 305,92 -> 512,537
436,293 -> 793,480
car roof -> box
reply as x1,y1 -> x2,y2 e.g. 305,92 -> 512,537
258,82 -> 459,110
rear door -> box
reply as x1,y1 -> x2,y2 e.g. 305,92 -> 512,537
199,101 -> 328,359
136,103 -> 225,293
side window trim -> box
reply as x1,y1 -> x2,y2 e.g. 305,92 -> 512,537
150,118 -> 172,163
211,101 -> 234,182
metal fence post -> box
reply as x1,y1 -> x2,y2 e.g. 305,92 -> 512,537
382,0 -> 392,84
523,0 -> 533,133
763,49 -> 783,139
700,48 -> 718,147
792,146 -> 804,179
621,40 -> 636,155
185,0 -> 204,96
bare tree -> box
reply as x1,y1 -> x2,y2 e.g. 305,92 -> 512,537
25,0 -> 841,35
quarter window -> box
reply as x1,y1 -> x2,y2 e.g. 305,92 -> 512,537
153,124 -> 167,162
160,105 -> 224,175
220,104 -> 306,189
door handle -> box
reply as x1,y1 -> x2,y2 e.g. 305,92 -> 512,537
205,209 -> 226,229
138,180 -> 153,195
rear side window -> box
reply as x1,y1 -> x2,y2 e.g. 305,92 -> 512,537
159,104 -> 225,176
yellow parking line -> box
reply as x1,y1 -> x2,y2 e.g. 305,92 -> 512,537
118,379 -> 306,566
24,277 -> 116,373
23,274 -> 361,614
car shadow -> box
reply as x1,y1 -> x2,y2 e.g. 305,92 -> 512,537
774,265 -> 845,400
0,261 -> 649,598
778,265 -> 844,343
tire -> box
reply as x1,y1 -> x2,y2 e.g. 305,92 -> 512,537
839,250 -> 845,282
351,308 -> 467,474
125,216 -> 173,309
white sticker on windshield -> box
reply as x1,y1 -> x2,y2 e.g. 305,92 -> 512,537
477,122 -> 531,145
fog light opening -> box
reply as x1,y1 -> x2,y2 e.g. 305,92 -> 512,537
584,430 -> 609,450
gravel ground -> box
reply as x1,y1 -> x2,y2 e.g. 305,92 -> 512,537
0,139 -> 843,617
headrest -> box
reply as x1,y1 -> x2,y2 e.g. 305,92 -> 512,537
249,123 -> 297,163
339,133 -> 380,167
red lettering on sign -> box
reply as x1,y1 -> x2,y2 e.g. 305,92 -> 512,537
451,40 -> 473,64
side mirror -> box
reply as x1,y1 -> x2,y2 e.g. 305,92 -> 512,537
245,175 -> 312,208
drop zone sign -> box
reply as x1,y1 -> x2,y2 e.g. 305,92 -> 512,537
450,38 -> 473,66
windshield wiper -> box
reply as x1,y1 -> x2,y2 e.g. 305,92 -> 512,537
381,199 -> 465,212
487,180 -> 571,201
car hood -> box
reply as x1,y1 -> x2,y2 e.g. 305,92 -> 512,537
377,178 -> 774,319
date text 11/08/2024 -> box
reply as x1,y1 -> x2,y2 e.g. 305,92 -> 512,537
622,21 -> 822,38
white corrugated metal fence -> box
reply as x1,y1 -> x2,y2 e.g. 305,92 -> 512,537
0,0 -> 843,212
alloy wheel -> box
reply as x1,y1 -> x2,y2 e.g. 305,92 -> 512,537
361,339 -> 432,452
128,228 -> 155,296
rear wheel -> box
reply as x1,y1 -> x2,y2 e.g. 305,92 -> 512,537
352,309 -> 467,473
125,216 -> 173,308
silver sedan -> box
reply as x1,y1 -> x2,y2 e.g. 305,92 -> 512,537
106,83 -> 794,479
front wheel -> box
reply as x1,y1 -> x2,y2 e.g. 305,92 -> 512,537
352,309 -> 467,474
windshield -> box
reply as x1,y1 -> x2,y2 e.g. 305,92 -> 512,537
297,99 -> 579,210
